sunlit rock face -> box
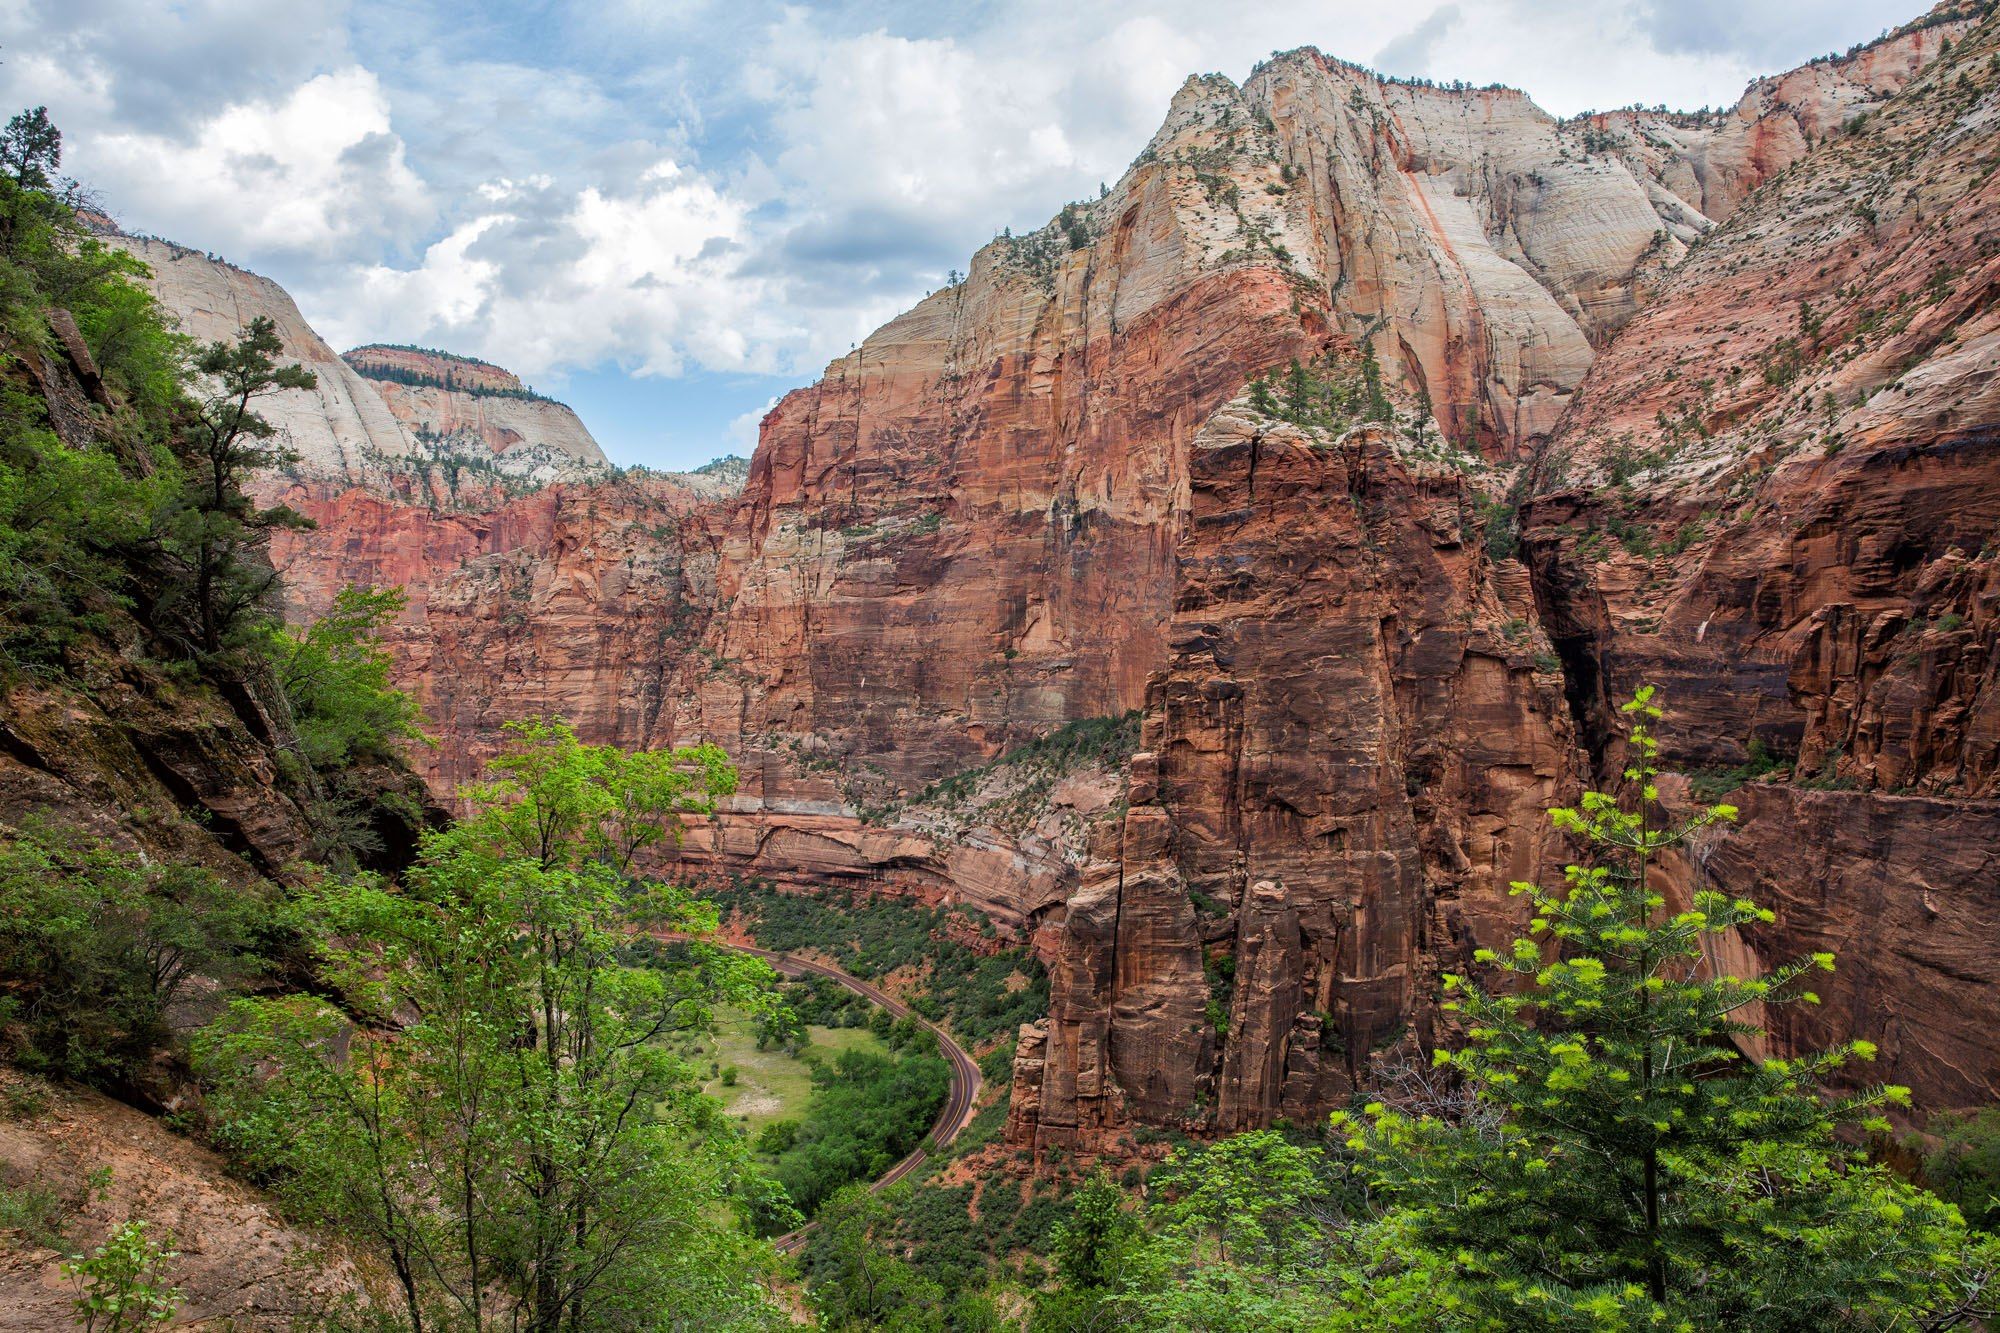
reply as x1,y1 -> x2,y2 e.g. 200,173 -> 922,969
342,343 -> 609,474
118,4 -> 2000,1143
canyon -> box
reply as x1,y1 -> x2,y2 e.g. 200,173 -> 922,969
111,1 -> 2000,1157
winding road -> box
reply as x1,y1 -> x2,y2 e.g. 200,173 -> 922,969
708,942 -> 984,1253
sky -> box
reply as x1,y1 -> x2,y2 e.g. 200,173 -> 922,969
0,0 -> 1930,469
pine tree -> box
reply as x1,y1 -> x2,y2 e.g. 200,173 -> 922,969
0,107 -> 62,191
1339,687 -> 1999,1329
1285,357 -> 1311,418
164,316 -> 316,654
1248,374 -> 1279,416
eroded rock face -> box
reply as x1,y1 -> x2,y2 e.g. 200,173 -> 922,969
344,343 -> 608,471
1010,403 -> 1577,1151
112,4 -> 2000,1137
264,473 -> 723,797
1518,10 -> 2000,1111
102,233 -> 417,480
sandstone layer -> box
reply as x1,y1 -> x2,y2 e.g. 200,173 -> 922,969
1011,402 -> 1575,1150
119,2 -> 2000,1143
344,342 -> 608,472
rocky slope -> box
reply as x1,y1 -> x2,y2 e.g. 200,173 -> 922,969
133,1 -> 2000,1147
0,1071 -> 368,1331
1518,6 -> 2000,1112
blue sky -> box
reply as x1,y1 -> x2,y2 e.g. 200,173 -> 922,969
0,0 -> 1927,469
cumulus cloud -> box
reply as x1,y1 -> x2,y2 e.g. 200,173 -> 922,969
1,0 -> 352,134
88,69 -> 432,262
309,159 -> 801,381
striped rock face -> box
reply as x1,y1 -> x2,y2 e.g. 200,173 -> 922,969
116,4 -> 2000,1148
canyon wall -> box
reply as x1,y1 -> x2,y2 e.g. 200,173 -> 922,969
119,2 -> 2000,1141
1012,399 -> 1576,1150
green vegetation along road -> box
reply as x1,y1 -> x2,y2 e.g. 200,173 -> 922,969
714,941 -> 983,1251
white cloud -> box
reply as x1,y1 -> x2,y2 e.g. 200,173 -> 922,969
307,159 -> 807,381
89,69 -> 431,261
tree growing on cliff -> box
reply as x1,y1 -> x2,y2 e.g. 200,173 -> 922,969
1337,687 -> 2000,1329
265,584 -> 430,772
159,315 -> 315,655
0,107 -> 62,193
197,720 -> 784,1333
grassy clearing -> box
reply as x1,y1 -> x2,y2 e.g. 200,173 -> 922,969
667,1006 -> 888,1140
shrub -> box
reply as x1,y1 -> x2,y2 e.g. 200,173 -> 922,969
0,819 -> 261,1084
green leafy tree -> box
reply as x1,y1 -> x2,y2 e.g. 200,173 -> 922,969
1030,1169 -> 1140,1332
770,1044 -> 950,1220
1338,687 -> 2000,1329
1115,1131 -> 1347,1332
62,1219 -> 183,1332
805,1184 -> 948,1331
265,584 -> 430,771
197,720 -> 781,1332
0,819 -> 260,1083
0,108 -> 184,673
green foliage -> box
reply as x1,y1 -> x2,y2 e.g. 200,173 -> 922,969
195,721 -> 782,1332
0,113 -> 326,678
1336,687 -> 2000,1328
768,1040 -> 950,1220
160,315 -> 317,656
0,119 -> 187,675
265,585 -> 429,771
1921,1108 -> 2000,1232
918,712 -> 1141,812
62,1220 -> 183,1332
0,1173 -> 72,1248
344,351 -> 562,404
1017,693 -> 1997,1332
0,107 -> 63,191
1241,347 -> 1391,433
708,881 -> 1049,1044
1106,1132 -> 1355,1332
1027,1170 -> 1138,1330
0,819 -> 260,1084
1686,736 -> 1788,801
805,1185 -> 953,1331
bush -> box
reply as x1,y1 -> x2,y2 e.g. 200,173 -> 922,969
1921,1107 -> 2000,1232
0,819 -> 261,1084
263,585 -> 429,771
61,1219 -> 183,1332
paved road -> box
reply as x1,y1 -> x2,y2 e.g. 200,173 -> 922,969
699,941 -> 984,1253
